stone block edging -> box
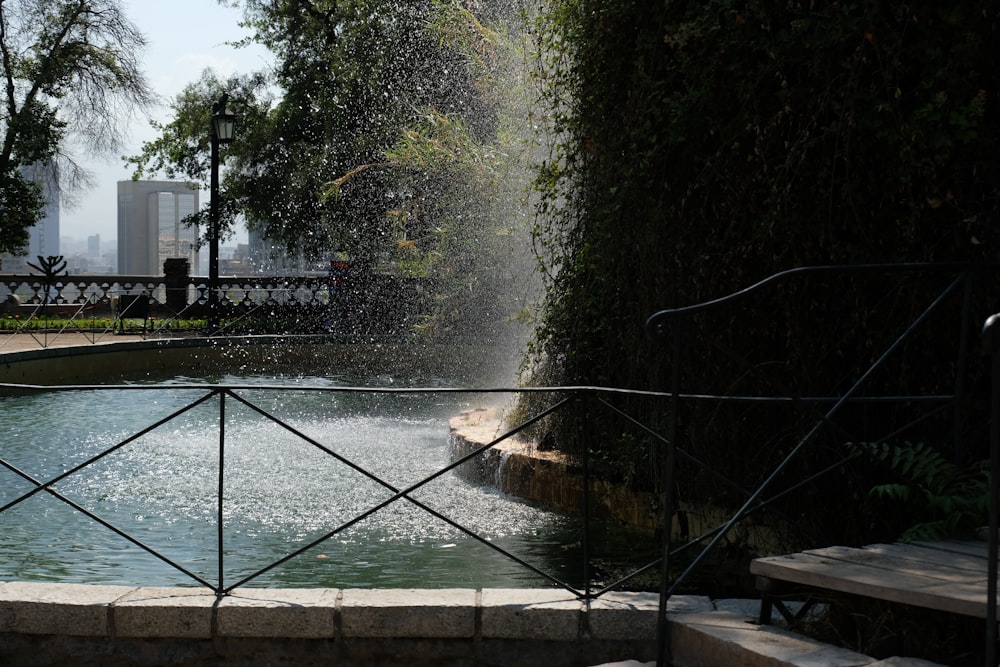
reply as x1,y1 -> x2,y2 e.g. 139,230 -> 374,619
0,583 -> 663,642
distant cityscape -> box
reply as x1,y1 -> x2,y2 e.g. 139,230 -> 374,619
0,177 -> 318,277
54,233 -> 252,277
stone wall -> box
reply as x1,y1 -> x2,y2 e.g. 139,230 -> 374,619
449,408 -> 660,535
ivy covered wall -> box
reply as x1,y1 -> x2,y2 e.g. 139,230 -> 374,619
525,1 -> 1000,544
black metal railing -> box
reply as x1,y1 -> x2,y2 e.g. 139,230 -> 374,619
645,262 -> 998,666
0,383 -> 671,600
0,272 -> 426,346
2,261 -> 996,665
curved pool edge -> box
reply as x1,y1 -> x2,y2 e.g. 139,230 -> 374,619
0,334 -> 499,385
0,582 -> 659,666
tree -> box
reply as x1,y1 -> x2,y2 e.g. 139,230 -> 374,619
124,69 -> 275,246
0,0 -> 153,255
130,0 -> 537,353
134,2 -> 446,254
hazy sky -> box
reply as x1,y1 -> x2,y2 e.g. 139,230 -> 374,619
59,1 -> 272,243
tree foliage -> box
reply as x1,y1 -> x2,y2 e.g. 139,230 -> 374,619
530,0 -> 1000,381
523,0 -> 1000,539
861,441 -> 988,541
0,0 -> 153,255
131,0 -> 536,352
133,1 -> 493,260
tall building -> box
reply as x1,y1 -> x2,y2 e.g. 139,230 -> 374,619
117,181 -> 199,275
87,234 -> 100,259
0,163 -> 60,273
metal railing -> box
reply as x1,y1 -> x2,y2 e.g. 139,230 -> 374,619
646,262 -> 998,666
0,272 -> 425,347
0,273 -> 423,311
1,261 -> 996,665
0,382 -> 671,600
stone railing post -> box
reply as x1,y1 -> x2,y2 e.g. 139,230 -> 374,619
163,258 -> 191,313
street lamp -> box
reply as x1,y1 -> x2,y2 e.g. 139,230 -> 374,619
208,92 -> 236,334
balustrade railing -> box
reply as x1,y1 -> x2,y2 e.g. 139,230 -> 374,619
0,272 -> 426,346
0,273 -> 341,310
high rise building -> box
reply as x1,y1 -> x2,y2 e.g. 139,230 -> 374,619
0,163 -> 60,273
87,234 -> 100,259
117,181 -> 199,275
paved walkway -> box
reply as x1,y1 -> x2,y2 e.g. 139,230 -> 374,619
0,331 -> 180,354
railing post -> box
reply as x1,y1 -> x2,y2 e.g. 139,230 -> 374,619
217,390 -> 227,597
983,314 -> 1000,667
581,393 -> 592,601
656,321 -> 681,667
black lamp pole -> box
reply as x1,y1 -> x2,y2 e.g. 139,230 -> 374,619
208,93 -> 235,334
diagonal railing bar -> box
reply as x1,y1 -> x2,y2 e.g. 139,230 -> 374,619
0,389 -> 219,513
0,394 -> 225,589
10,300 -> 52,348
209,298 -> 275,336
0,460 -> 216,589
856,401 -> 956,451
646,265 -> 982,667
49,299 -> 113,344
592,395 -> 819,540
679,400 -> 958,559
220,390 -> 587,595
662,269 -> 970,599
136,298 -> 203,337
594,446 -> 866,599
692,320 -> 960,474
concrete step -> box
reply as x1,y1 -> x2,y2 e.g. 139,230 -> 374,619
593,599 -> 947,667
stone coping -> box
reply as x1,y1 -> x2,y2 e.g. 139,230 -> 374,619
0,583 -> 664,641
0,584 -> 943,666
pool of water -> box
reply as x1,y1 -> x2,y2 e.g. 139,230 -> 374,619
0,372 -> 629,590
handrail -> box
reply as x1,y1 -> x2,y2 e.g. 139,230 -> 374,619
982,314 -> 1000,667
644,262 -> 996,666
644,261 -> 997,336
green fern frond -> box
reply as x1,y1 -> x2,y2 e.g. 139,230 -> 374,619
861,441 -> 987,541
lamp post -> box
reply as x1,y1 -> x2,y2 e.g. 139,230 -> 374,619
208,92 -> 236,334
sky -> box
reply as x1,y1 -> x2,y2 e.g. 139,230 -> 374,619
59,1 -> 273,244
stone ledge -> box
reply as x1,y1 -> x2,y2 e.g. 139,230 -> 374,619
114,586 -> 215,639
449,408 -> 659,534
0,583 -> 948,666
217,588 -> 337,639
0,582 -> 135,637
339,588 -> 475,639
0,582 -> 663,643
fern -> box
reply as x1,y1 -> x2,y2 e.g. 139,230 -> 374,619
860,441 -> 988,542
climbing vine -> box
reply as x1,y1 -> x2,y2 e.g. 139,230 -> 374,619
522,0 -> 1000,540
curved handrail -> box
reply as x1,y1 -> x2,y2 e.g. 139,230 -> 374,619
644,261 -> 996,339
